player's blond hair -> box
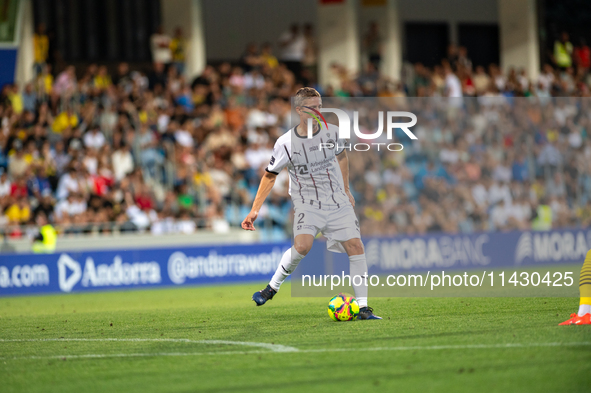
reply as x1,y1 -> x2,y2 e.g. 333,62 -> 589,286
294,87 -> 321,107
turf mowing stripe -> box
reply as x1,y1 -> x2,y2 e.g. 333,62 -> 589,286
1,340 -> 590,360
0,338 -> 298,353
302,342 -> 591,352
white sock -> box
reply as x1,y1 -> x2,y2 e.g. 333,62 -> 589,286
578,303 -> 591,317
269,247 -> 305,291
349,254 -> 368,308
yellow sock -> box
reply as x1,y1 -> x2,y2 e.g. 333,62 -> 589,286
581,251 -> 591,297
578,251 -> 591,316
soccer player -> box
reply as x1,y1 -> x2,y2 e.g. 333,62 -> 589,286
241,87 -> 381,320
559,250 -> 591,325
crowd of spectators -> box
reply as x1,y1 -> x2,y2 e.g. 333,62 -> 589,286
347,97 -> 591,236
2,26 -> 591,240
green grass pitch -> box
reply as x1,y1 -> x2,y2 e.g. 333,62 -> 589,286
1,283 -> 590,393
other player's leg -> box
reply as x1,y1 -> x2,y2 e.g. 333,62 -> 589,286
341,238 -> 382,320
559,250 -> 591,325
252,234 -> 314,306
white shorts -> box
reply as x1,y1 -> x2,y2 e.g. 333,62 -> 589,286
293,204 -> 361,253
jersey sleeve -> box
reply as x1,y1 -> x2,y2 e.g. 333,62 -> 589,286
266,138 -> 290,174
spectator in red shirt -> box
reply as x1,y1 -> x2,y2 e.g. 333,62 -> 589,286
91,165 -> 114,197
135,185 -> 155,211
574,38 -> 591,71
10,176 -> 28,199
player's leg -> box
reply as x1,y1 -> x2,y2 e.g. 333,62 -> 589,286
269,234 -> 314,290
341,238 -> 381,320
340,238 -> 367,307
252,235 -> 313,306
252,208 -> 320,306
559,250 -> 591,325
325,204 -> 381,320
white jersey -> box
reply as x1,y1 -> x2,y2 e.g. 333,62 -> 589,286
266,124 -> 350,211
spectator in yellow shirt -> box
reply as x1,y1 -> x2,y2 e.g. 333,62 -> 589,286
5,199 -> 31,225
577,200 -> 591,227
260,43 -> 278,69
52,108 -> 79,134
8,142 -> 32,177
554,31 -> 573,69
170,27 -> 186,75
8,84 -> 23,114
94,66 -> 112,90
36,64 -> 53,96
33,23 -> 49,75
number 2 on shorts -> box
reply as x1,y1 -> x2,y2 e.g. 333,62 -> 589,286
297,212 -> 305,224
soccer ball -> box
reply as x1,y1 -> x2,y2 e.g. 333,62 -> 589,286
327,293 -> 360,321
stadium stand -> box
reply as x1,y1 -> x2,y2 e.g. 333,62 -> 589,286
2,38 -> 591,241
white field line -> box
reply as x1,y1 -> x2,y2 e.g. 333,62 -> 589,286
0,339 -> 590,360
0,338 -> 298,353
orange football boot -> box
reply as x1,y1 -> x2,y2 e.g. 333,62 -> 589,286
559,313 -> 591,325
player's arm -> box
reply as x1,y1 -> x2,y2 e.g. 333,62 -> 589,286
337,150 -> 355,207
242,138 -> 288,230
241,171 -> 277,231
